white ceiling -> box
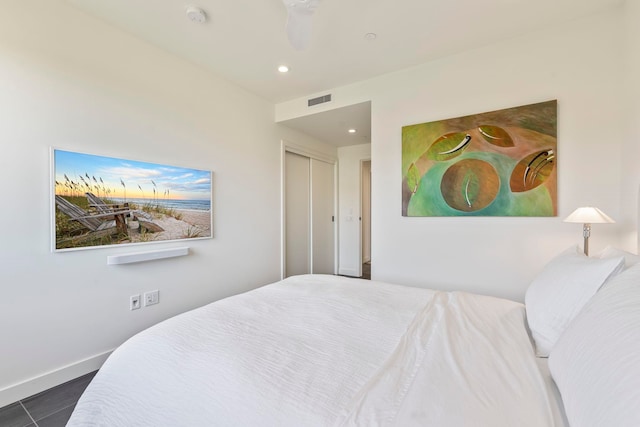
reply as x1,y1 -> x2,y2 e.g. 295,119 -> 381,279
66,0 -> 622,146
280,101 -> 371,147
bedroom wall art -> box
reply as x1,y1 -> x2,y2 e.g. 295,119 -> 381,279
52,148 -> 212,251
402,100 -> 557,217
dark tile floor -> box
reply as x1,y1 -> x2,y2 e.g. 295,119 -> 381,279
0,371 -> 96,427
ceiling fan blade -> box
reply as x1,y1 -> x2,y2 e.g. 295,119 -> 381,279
282,0 -> 322,50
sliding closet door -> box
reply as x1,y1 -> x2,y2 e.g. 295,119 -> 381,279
311,159 -> 335,274
284,149 -> 336,278
285,151 -> 310,277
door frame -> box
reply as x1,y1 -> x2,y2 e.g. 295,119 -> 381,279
281,140 -> 338,279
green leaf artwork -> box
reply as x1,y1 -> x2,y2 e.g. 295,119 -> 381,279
426,132 -> 472,162
401,100 -> 557,217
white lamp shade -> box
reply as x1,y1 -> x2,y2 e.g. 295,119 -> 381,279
564,207 -> 615,224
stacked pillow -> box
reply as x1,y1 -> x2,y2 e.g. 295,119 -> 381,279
524,246 -> 624,356
597,245 -> 640,270
525,246 -> 640,426
548,260 -> 640,426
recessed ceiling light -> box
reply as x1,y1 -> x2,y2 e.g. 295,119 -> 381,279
348,129 -> 357,134
186,6 -> 207,24
278,65 -> 289,73
364,33 -> 377,41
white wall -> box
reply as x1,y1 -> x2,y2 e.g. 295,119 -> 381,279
0,0 -> 330,405
337,144 -> 371,276
621,0 -> 640,250
278,7 -> 629,302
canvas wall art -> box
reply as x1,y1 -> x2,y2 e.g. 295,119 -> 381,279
402,100 -> 557,217
52,149 -> 212,251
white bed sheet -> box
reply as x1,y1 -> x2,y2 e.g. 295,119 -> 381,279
338,291 -> 560,426
68,275 -> 562,427
536,357 -> 570,427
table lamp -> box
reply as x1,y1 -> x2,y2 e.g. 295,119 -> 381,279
564,207 -> 615,256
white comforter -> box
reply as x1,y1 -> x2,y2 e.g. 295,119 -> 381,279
68,275 -> 560,426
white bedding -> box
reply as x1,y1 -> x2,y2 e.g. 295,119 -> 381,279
536,358 -> 570,427
68,275 -> 564,427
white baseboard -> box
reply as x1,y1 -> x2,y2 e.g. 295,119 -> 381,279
0,350 -> 112,408
339,267 -> 359,277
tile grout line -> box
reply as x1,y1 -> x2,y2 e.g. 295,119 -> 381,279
33,402 -> 77,425
19,401 -> 38,427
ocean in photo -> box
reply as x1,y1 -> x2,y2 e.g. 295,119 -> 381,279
110,197 -> 211,211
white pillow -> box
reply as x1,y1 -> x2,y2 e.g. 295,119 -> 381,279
525,246 -> 624,356
549,263 -> 640,427
597,245 -> 640,269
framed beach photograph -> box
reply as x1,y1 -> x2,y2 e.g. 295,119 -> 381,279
51,148 -> 212,251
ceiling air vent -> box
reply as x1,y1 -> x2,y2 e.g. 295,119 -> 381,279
308,94 -> 332,107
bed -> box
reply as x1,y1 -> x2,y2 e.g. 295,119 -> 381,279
67,247 -> 640,427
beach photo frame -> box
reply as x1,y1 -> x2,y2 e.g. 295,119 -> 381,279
51,148 -> 213,252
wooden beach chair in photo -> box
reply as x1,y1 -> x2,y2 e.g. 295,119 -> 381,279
54,195 -> 124,236
85,192 -> 164,233
85,192 -> 129,216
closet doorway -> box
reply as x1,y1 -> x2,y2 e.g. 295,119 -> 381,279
283,145 -> 337,278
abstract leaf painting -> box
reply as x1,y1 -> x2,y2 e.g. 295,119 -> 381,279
402,100 -> 557,217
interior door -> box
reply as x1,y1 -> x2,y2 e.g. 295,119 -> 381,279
285,151 -> 310,277
361,160 -> 371,263
311,158 -> 335,274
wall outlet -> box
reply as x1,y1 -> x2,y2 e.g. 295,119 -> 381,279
130,294 -> 141,310
144,290 -> 159,307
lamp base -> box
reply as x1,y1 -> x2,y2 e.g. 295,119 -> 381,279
583,223 -> 592,256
